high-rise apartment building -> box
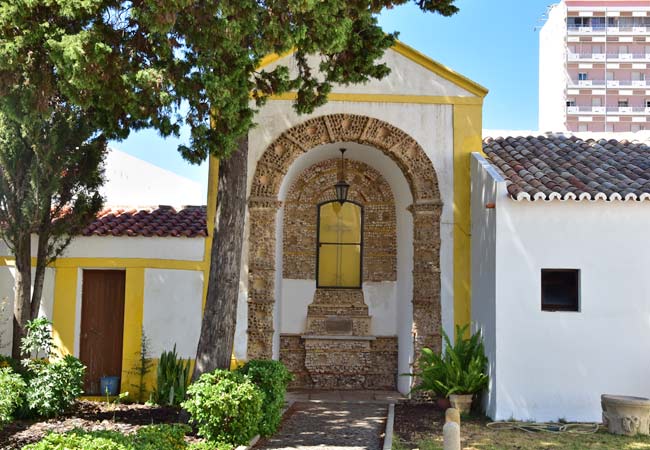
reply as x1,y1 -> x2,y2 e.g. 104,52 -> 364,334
539,0 -> 650,132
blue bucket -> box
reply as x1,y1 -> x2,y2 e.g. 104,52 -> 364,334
100,376 -> 120,396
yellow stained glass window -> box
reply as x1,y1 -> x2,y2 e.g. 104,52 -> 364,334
317,201 -> 362,288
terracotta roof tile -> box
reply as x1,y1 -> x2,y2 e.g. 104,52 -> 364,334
483,135 -> 650,202
81,205 -> 207,238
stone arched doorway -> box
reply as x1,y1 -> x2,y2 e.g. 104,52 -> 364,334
247,114 -> 443,388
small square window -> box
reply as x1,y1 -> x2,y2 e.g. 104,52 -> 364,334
541,269 -> 580,312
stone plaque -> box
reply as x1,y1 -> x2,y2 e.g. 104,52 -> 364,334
324,317 -> 353,335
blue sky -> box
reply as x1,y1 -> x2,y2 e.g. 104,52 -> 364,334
110,0 -> 552,183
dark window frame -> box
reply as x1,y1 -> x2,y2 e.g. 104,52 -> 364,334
541,269 -> 580,312
315,199 -> 364,289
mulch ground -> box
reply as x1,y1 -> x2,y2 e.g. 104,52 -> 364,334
0,400 -> 198,450
393,402 -> 487,449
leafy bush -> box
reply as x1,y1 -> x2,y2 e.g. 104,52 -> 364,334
0,355 -> 21,372
0,367 -> 26,425
154,345 -> 191,406
26,354 -> 85,417
413,324 -> 489,397
20,317 -> 54,359
181,369 -> 263,445
237,359 -> 292,437
22,424 -> 193,450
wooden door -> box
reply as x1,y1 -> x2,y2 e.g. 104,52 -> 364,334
79,270 -> 126,395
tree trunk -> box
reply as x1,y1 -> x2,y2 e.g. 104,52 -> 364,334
12,232 -> 32,358
30,233 -> 49,320
192,136 -> 248,380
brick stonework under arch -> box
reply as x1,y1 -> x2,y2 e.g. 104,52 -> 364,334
283,158 -> 397,282
247,114 -> 443,368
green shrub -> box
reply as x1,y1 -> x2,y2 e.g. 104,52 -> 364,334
188,442 -> 233,450
181,370 -> 263,445
154,345 -> 191,406
20,317 -> 55,359
0,355 -> 21,372
22,424 -> 191,450
26,354 -> 85,417
0,367 -> 26,425
413,324 -> 489,397
237,359 -> 292,437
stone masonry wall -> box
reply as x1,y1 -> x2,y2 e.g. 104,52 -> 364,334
283,158 -> 396,282
248,114 -> 443,370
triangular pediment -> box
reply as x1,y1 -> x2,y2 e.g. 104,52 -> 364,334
258,41 -> 487,99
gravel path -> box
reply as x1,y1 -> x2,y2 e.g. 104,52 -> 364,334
255,402 -> 387,450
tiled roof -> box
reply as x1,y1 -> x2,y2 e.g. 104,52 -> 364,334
483,135 -> 650,202
81,205 -> 207,237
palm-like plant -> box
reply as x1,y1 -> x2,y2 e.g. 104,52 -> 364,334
413,324 -> 489,397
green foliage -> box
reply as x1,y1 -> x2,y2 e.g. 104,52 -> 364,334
0,367 -> 26,426
25,355 -> 85,418
0,355 -> 21,373
182,370 -> 263,445
0,102 -> 106,358
187,443 -> 233,450
130,328 -> 154,403
0,0 -> 458,162
22,424 -> 193,450
413,325 -> 489,397
20,318 -> 54,359
236,359 -> 292,437
154,345 -> 191,406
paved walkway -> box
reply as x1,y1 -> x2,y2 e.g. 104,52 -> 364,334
254,402 -> 388,450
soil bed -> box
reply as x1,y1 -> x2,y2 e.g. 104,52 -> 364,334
393,401 -> 650,450
0,400 -> 199,449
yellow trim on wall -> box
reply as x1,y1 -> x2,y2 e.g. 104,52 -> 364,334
267,92 -> 482,105
120,268 -> 145,399
452,104 -> 483,336
51,268 -> 78,357
202,156 -> 219,309
391,41 -> 488,98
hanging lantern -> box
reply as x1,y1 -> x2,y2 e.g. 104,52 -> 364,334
335,148 -> 350,204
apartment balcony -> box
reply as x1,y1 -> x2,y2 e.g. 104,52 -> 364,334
568,79 -> 606,88
567,106 -> 606,114
606,80 -> 648,88
567,106 -> 650,115
604,26 -> 650,35
605,106 -> 650,114
605,53 -> 650,62
567,53 -> 607,61
568,25 -> 650,35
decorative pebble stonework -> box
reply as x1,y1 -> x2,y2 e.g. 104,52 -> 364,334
280,333 -> 398,390
248,114 -> 443,378
283,158 -> 397,282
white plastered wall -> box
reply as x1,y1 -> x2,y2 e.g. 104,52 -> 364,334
0,236 -> 205,262
234,62 -> 462,374
470,153 -> 501,418
539,2 -> 569,132
0,266 -> 56,355
143,269 -> 204,359
472,154 -> 650,422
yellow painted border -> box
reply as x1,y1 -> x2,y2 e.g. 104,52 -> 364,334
267,92 -> 482,105
452,104 -> 483,335
51,267 -> 78,357
391,41 -> 488,98
120,267 -> 145,398
257,40 -> 488,99
202,156 -> 219,309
